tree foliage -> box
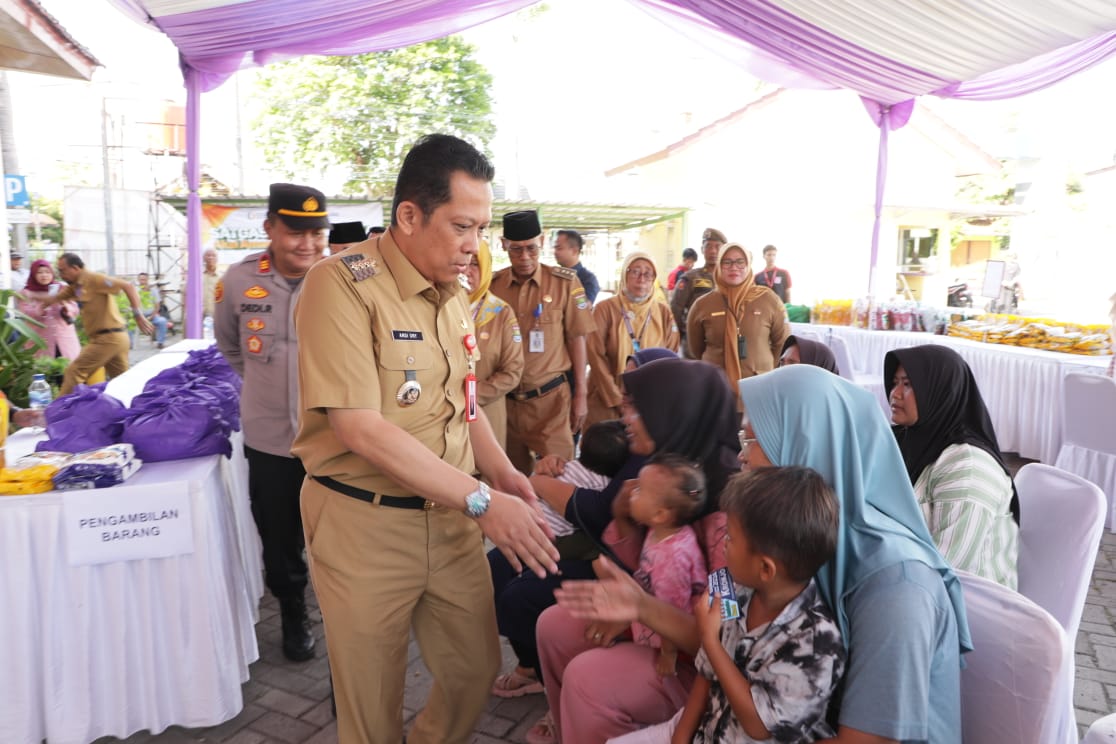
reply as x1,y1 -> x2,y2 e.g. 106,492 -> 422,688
253,37 -> 496,198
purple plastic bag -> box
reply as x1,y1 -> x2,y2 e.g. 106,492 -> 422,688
35,384 -> 127,453
120,401 -> 233,462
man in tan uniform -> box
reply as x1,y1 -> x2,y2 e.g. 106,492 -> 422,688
670,227 -> 726,356
46,252 -> 152,394
292,134 -> 558,744
490,210 -> 597,475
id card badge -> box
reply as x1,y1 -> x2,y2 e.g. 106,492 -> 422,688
529,329 -> 545,353
736,335 -> 748,360
465,372 -> 478,422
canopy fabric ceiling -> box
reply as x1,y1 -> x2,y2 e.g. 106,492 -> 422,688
104,0 -> 1116,335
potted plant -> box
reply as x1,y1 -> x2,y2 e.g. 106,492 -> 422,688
0,289 -> 47,407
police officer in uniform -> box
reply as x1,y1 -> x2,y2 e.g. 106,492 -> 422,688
292,134 -> 558,744
670,227 -> 726,356
490,210 -> 597,475
45,252 -> 153,394
215,182 -> 329,663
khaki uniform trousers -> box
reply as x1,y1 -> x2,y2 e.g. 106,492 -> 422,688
505,383 -> 576,475
61,331 -> 129,395
301,477 -> 500,744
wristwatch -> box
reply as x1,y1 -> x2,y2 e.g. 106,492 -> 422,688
463,481 -> 491,518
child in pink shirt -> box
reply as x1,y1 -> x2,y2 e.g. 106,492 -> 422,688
610,452 -> 708,676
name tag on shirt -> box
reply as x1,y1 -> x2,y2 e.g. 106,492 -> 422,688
529,329 -> 545,353
391,330 -> 424,341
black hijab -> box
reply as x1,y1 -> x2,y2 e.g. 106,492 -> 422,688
782,335 -> 840,375
621,357 -> 740,508
884,345 -> 1019,523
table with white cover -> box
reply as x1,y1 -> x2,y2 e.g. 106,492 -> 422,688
792,323 -> 1112,464
0,340 -> 261,744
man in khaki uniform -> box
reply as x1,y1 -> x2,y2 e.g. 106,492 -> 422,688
46,252 -> 152,394
292,134 -> 558,744
490,210 -> 596,475
670,227 -> 726,356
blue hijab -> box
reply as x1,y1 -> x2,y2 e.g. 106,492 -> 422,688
738,364 -> 971,652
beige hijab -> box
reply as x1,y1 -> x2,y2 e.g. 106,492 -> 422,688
615,252 -> 666,376
715,242 -> 767,386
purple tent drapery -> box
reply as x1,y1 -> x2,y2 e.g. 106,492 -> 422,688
123,0 -> 1116,333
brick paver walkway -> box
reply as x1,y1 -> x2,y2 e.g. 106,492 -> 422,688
89,340 -> 1116,742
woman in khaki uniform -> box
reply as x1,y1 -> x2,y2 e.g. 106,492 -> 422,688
585,252 -> 679,428
687,242 -> 789,403
464,243 -> 524,449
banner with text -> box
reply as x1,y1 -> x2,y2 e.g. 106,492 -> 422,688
63,481 -> 195,566
203,202 -> 384,265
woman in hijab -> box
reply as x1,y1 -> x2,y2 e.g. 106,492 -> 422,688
18,259 -> 81,360
885,345 -> 1019,589
779,334 -> 840,374
464,242 -> 524,449
686,243 -> 788,400
532,358 -> 740,744
585,252 -> 679,429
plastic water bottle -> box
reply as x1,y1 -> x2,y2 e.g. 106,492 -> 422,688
28,373 -> 52,409
203,316 -> 215,341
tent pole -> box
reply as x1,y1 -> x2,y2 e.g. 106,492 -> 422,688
183,61 -> 202,339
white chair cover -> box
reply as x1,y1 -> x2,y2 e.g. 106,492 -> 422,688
1084,713 -> 1116,743
1055,372 -> 1116,530
1016,463 -> 1106,744
827,333 -> 891,418
958,571 -> 1068,744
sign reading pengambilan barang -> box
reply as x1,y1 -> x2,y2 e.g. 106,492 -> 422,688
63,481 -> 194,566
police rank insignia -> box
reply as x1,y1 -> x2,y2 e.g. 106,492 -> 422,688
341,254 -> 378,282
258,256 -> 271,274
215,280 -> 224,303
245,285 -> 269,299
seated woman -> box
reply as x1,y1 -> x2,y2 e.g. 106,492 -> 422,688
492,357 -> 739,743
546,365 -> 970,743
489,347 -> 676,700
885,344 -> 1020,589
779,334 -> 840,374
585,252 -> 679,429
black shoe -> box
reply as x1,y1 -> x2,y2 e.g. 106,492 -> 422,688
279,595 -> 315,662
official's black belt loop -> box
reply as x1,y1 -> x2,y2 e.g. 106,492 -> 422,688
312,475 -> 432,511
507,373 -> 568,402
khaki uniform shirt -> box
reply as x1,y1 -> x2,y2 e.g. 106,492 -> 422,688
475,295 -> 524,448
587,296 -> 679,410
292,233 -> 478,496
686,287 -> 790,379
56,270 -> 127,335
670,265 -> 716,330
215,251 -> 303,457
203,271 -> 219,317
489,263 -> 596,391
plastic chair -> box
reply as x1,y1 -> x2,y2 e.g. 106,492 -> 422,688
1084,713 -> 1116,743
958,570 -> 1068,744
827,334 -> 890,419
1055,372 -> 1116,531
1015,463 -> 1106,744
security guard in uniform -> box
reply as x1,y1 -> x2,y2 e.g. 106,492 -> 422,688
292,134 -> 557,744
46,252 -> 153,394
215,182 -> 329,663
670,226 -> 726,356
490,210 -> 596,475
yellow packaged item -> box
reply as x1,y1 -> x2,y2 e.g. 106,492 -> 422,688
0,464 -> 59,495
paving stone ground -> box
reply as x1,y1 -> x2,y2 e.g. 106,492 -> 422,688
92,339 -> 1116,742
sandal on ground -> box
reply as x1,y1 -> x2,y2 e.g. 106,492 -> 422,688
491,669 -> 544,697
525,710 -> 557,744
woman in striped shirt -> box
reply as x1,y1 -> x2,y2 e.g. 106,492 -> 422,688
885,345 -> 1019,589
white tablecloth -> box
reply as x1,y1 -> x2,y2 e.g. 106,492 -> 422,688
793,323 -> 1112,464
0,342 -> 262,744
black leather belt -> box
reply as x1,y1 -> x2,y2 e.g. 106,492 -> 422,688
95,327 -> 125,335
508,373 -> 568,402
312,475 -> 433,510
